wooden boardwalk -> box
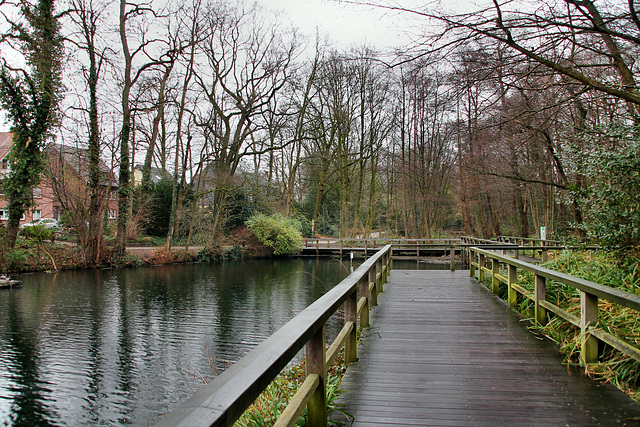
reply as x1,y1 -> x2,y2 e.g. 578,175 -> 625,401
331,270 -> 640,426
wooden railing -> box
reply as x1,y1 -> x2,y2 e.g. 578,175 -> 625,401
157,245 -> 392,427
461,235 -> 598,262
303,238 -> 460,248
303,238 -> 458,255
469,247 -> 640,365
303,238 -> 461,270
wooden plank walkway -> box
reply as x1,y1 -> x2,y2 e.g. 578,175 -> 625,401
331,270 -> 640,426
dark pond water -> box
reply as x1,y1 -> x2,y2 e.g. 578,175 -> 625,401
0,258 -> 352,426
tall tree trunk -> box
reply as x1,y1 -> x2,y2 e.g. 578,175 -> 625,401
115,0 -> 133,256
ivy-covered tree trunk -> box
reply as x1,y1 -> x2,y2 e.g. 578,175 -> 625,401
85,10 -> 105,265
115,0 -> 133,257
0,0 -> 63,248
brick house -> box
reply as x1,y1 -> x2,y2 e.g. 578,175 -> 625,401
0,132 -> 118,227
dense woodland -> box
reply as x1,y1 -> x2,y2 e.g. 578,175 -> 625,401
1,0 -> 639,264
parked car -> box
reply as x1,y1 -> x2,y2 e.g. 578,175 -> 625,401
20,218 -> 60,229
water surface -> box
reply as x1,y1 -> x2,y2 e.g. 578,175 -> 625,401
0,258 -> 349,425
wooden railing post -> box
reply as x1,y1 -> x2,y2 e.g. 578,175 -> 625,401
377,258 -> 384,293
359,276 -> 370,328
469,249 -> 476,278
541,240 -> 548,263
513,238 -> 519,259
462,242 -> 468,266
305,326 -> 326,426
508,264 -> 517,308
478,253 -> 485,282
491,258 -> 499,295
450,246 -> 455,271
345,290 -> 357,364
534,273 -> 547,326
581,291 -> 599,364
383,251 -> 390,281
369,266 -> 377,307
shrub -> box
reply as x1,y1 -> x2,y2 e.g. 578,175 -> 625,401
570,125 -> 640,266
111,252 -> 145,268
223,245 -> 245,260
3,249 -> 29,270
22,224 -> 55,242
196,246 -> 222,263
246,214 -> 302,256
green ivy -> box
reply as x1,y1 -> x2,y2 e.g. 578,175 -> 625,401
0,0 -> 63,246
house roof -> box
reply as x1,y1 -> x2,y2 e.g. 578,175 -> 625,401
46,144 -> 117,185
0,132 -> 13,160
0,136 -> 117,186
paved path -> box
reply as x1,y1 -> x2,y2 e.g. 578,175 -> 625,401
331,270 -> 640,426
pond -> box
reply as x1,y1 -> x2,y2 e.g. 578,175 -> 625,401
0,258 -> 353,425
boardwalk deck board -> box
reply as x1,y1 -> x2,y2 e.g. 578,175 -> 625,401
331,270 -> 640,426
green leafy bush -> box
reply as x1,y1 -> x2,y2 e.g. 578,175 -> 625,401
22,224 -> 55,242
3,249 -> 29,270
570,125 -> 640,265
223,245 -> 246,260
196,246 -> 221,263
246,214 -> 302,256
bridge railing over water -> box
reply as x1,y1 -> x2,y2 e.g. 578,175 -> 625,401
158,245 -> 392,427
303,237 -> 459,256
469,247 -> 640,365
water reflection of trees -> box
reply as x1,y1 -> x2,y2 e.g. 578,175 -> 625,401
0,259 -> 346,424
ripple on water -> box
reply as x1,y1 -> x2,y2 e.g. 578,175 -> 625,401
0,259 -> 347,425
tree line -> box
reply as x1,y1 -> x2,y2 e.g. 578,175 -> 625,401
1,0 -> 638,264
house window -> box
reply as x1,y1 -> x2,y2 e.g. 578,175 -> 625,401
0,210 -> 8,220
1,159 -> 8,170
108,209 -> 117,219
33,187 -> 42,198
33,210 -> 42,220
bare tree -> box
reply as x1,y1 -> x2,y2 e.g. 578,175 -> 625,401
65,0 -> 111,263
192,3 -> 298,242
114,0 -> 175,255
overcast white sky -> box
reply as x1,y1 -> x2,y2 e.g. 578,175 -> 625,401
0,0 -> 463,132
0,0 -> 413,132
255,0 -> 420,50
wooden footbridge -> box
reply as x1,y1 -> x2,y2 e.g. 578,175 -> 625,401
158,241 -> 640,426
331,270 -> 640,425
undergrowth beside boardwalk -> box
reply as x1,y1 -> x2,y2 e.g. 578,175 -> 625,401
234,354 -> 347,427
497,251 -> 640,402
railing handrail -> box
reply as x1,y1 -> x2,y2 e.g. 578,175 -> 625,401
469,246 -> 640,365
303,237 -> 460,244
471,247 -> 640,311
498,235 -> 562,245
158,245 -> 393,427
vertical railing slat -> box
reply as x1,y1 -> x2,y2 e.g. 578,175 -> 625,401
345,291 -> 357,364
581,292 -> 599,364
508,264 -> 517,308
534,273 -> 547,326
305,327 -> 326,426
